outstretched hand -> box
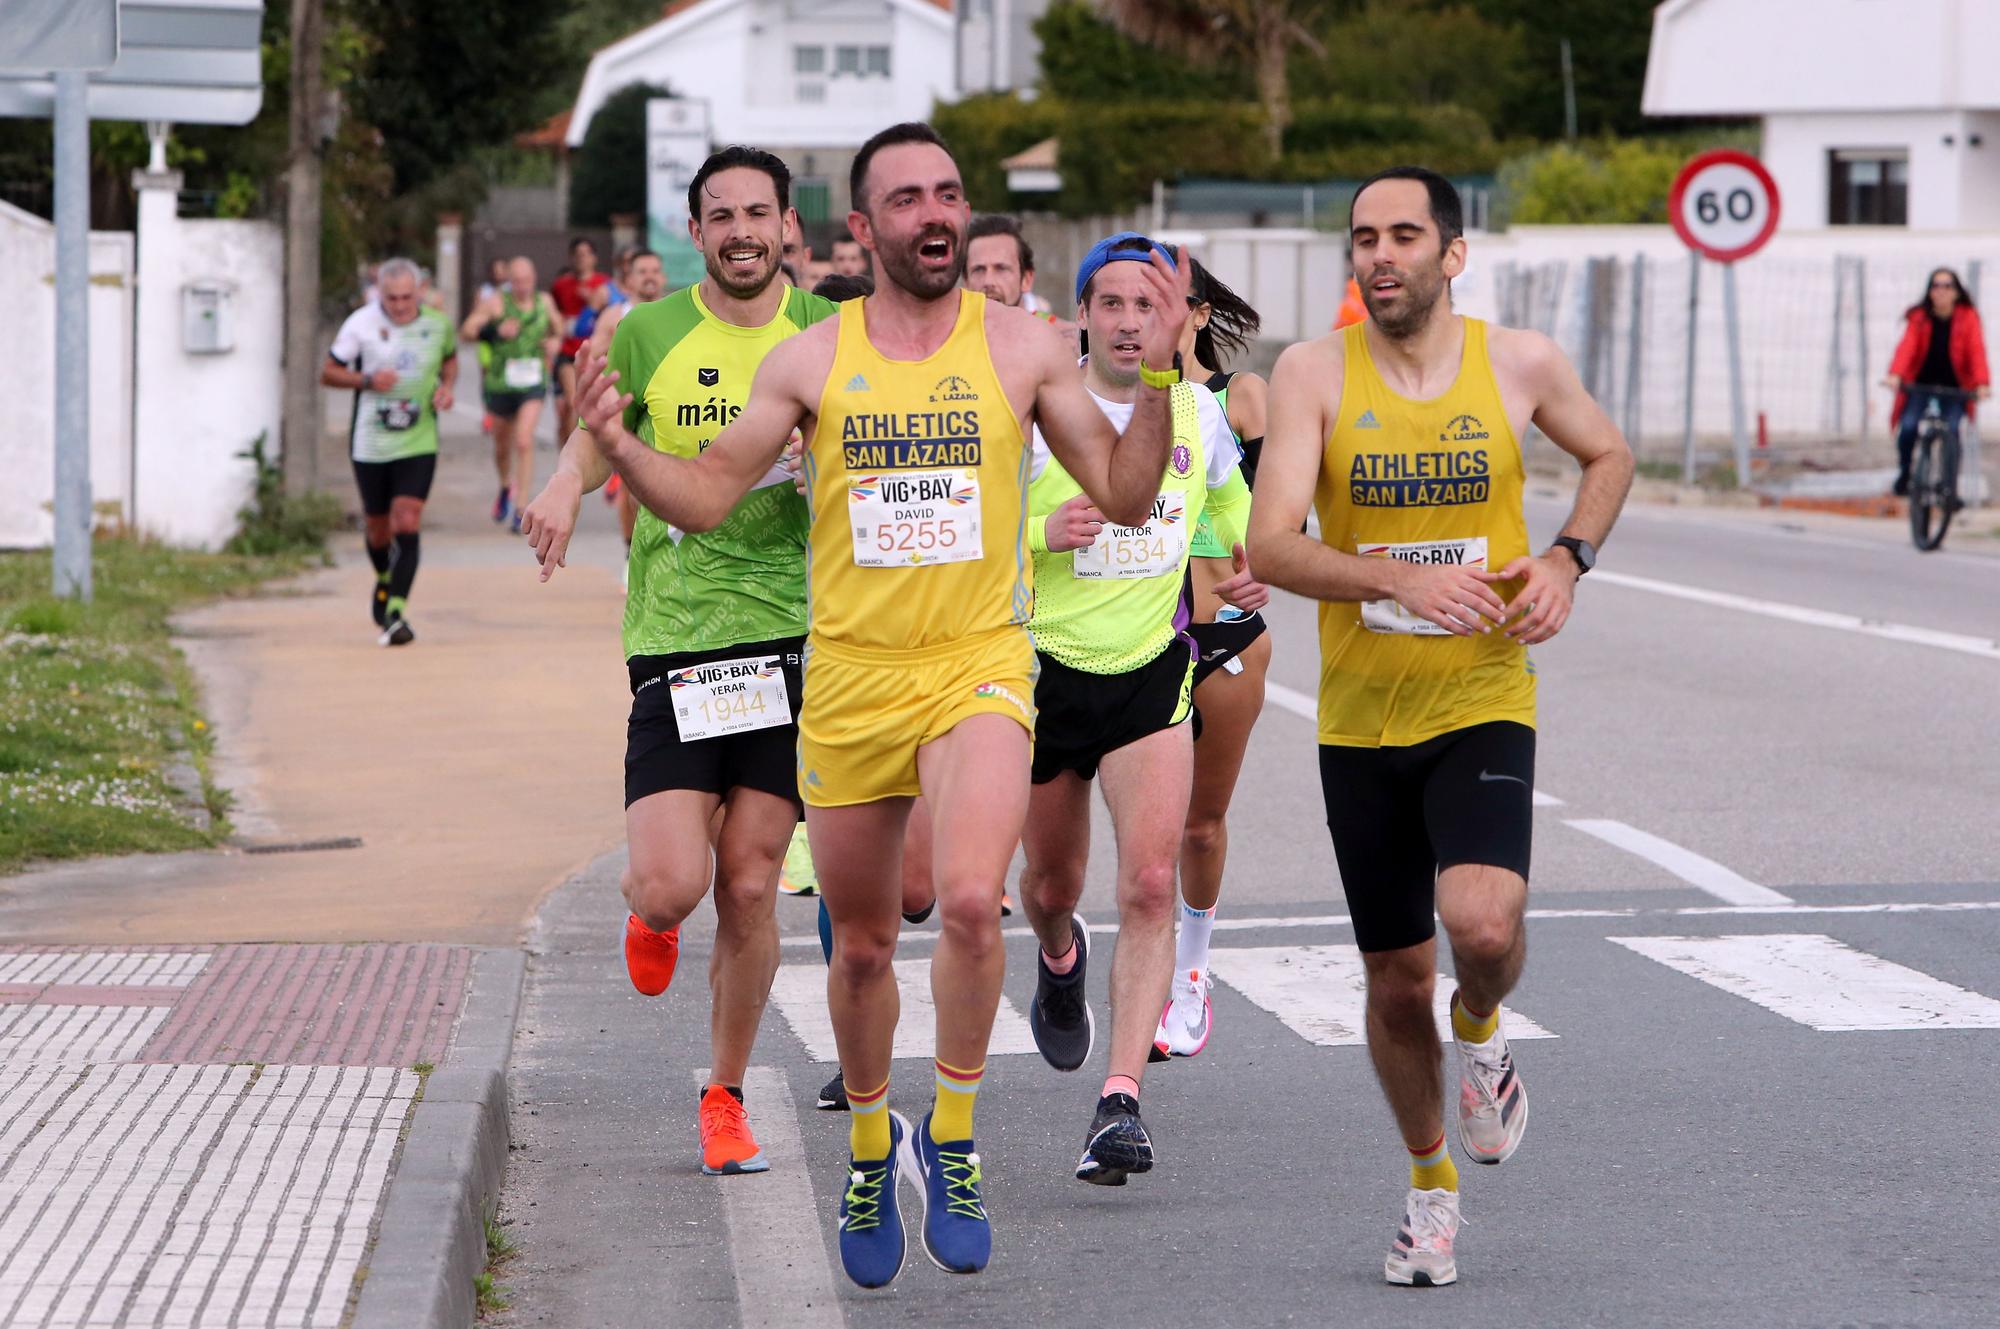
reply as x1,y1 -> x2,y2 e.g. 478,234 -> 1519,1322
574,349 -> 634,457
1136,244 -> 1195,372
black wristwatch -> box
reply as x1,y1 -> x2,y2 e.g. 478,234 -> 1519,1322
1550,536 -> 1596,577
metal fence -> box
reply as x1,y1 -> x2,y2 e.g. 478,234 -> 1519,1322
1493,250 -> 1993,502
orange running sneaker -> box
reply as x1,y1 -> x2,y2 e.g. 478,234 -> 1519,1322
624,913 -> 679,996
699,1084 -> 769,1175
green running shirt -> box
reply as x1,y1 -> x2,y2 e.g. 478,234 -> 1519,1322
481,291 -> 554,394
613,284 -> 837,660
329,303 -> 455,463
1027,379 -> 1249,674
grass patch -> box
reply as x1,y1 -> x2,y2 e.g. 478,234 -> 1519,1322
476,1214 -> 518,1317
0,532 -> 324,874
1635,457 -> 1741,491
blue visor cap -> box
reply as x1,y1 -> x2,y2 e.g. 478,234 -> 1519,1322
1074,231 -> 1176,306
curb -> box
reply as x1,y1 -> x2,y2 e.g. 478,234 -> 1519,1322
351,946 -> 525,1329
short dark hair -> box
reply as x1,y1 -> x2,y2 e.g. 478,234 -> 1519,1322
568,236 -> 595,255
688,145 -> 791,223
850,121 -> 951,215
813,273 -> 875,302
628,247 -> 660,264
1080,234 -> 1157,307
831,231 -> 861,249
966,214 -> 1033,274
1350,165 -> 1464,252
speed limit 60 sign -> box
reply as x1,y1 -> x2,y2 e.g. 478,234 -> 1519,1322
1669,149 -> 1781,263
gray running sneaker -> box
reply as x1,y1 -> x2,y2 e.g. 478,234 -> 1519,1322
1027,915 -> 1093,1072
1384,1186 -> 1460,1287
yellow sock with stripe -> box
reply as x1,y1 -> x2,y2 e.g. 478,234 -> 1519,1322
1409,1131 -> 1459,1192
1450,989 -> 1499,1044
930,1058 -> 983,1143
847,1078 -> 891,1161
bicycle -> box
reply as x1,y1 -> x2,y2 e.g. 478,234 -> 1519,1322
1904,385 -> 1974,552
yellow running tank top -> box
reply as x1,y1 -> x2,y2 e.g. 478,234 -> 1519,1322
805,290 -> 1032,654
1313,317 -> 1536,747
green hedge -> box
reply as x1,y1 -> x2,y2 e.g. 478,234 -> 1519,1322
1494,130 -> 1759,226
931,93 -> 1066,213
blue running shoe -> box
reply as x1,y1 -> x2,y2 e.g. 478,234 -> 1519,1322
903,1112 -> 991,1274
837,1110 -> 910,1289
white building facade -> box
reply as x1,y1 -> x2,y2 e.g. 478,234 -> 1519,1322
567,0 -> 958,222
1644,0 -> 2000,231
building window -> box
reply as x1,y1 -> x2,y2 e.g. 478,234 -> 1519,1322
866,45 -> 891,77
834,44 -> 862,75
794,45 -> 823,74
1829,150 -> 1908,225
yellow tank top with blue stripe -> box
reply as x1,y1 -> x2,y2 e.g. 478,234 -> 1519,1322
805,290 -> 1032,654
1313,318 -> 1536,747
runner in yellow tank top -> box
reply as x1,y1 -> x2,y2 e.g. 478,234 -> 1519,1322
1252,168 -> 1634,1289
569,122 -> 1194,1289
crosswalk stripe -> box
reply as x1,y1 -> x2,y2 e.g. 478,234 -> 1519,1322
765,959 -> 1038,1062
1210,945 -> 1558,1047
1611,933 -> 2000,1031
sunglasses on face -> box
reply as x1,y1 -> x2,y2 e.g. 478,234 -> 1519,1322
1932,280 -> 1956,290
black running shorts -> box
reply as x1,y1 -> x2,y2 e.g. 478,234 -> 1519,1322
1317,720 -> 1535,953
484,388 -> 542,420
625,636 -> 807,811
1188,608 -> 1268,689
1031,642 -> 1194,785
351,453 -> 437,517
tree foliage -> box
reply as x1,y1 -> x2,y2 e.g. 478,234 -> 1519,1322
1035,1 -> 1242,101
1292,2 -> 1530,131
568,82 -> 675,227
1496,130 -> 1758,226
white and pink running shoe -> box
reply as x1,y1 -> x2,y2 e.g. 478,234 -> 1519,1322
1151,968 -> 1212,1060
1384,1186 -> 1460,1287
1455,1018 -> 1528,1165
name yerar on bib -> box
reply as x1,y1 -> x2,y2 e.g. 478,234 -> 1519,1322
1358,536 -> 1488,635
848,468 -> 982,566
1073,491 -> 1185,580
668,655 -> 791,742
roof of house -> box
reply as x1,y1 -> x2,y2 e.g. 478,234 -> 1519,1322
1000,137 -> 1057,171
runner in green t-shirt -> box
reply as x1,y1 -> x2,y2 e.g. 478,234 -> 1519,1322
517,147 -> 834,1181
460,257 -> 560,533
322,258 -> 457,645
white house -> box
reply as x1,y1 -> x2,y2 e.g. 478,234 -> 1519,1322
1644,0 -> 2000,230
956,0 -> 1053,97
566,0 -> 958,222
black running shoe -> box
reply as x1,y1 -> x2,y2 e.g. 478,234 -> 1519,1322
371,583 -> 390,627
902,900 -> 935,926
1075,1092 -> 1153,1186
379,613 -> 415,648
1028,915 -> 1093,1072
817,1069 -> 848,1112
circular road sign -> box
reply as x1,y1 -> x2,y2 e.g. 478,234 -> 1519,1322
1669,149 -> 1781,263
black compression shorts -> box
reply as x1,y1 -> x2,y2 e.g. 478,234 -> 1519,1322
1318,720 -> 1535,953
1188,609 -> 1268,689
351,453 -> 437,517
625,637 -> 807,811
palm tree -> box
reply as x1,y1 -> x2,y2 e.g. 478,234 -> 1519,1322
1100,0 -> 1332,159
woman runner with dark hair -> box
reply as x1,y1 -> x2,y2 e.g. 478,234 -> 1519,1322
1154,257 -> 1273,1059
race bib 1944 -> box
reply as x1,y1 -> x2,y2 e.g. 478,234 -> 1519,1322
848,468 -> 982,567
1073,491 -> 1185,580
1358,536 -> 1488,635
669,655 -> 791,742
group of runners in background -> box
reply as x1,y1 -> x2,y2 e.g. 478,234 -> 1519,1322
324,120 -> 1634,1294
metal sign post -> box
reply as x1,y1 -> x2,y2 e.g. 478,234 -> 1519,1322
1668,149 -> 1782,490
52,68 -> 92,599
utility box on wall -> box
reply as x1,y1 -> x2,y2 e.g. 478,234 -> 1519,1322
181,279 -> 235,353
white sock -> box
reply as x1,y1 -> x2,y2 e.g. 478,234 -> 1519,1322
1175,899 -> 1216,981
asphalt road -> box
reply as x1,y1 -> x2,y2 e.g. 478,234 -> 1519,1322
486,490 -> 2000,1329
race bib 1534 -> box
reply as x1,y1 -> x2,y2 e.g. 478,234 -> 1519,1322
1073,491 -> 1185,580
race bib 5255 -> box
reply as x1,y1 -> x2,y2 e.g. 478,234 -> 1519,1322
848,469 -> 982,567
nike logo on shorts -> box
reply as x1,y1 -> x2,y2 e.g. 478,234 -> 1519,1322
1478,770 -> 1526,787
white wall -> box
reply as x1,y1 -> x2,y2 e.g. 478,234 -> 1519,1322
130,173 -> 285,550
569,0 -> 954,154
1762,109 -> 1990,230
0,201 -> 133,549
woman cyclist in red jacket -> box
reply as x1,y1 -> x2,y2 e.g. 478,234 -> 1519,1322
1884,267 -> 1990,495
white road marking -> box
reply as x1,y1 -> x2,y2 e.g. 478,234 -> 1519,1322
706,1066 -> 844,1329
1594,569 -> 2000,661
1564,819 -> 1792,906
777,898 -> 2000,948
765,959 -> 1037,1062
1211,945 -> 1558,1047
1612,933 -> 2000,1031
0,951 -> 208,987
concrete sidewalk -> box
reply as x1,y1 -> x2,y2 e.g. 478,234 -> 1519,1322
0,415 -> 627,1328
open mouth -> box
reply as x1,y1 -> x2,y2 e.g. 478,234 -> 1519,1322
722,245 -> 765,271
1109,339 -> 1143,356
1370,275 -> 1404,296
918,236 -> 953,264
